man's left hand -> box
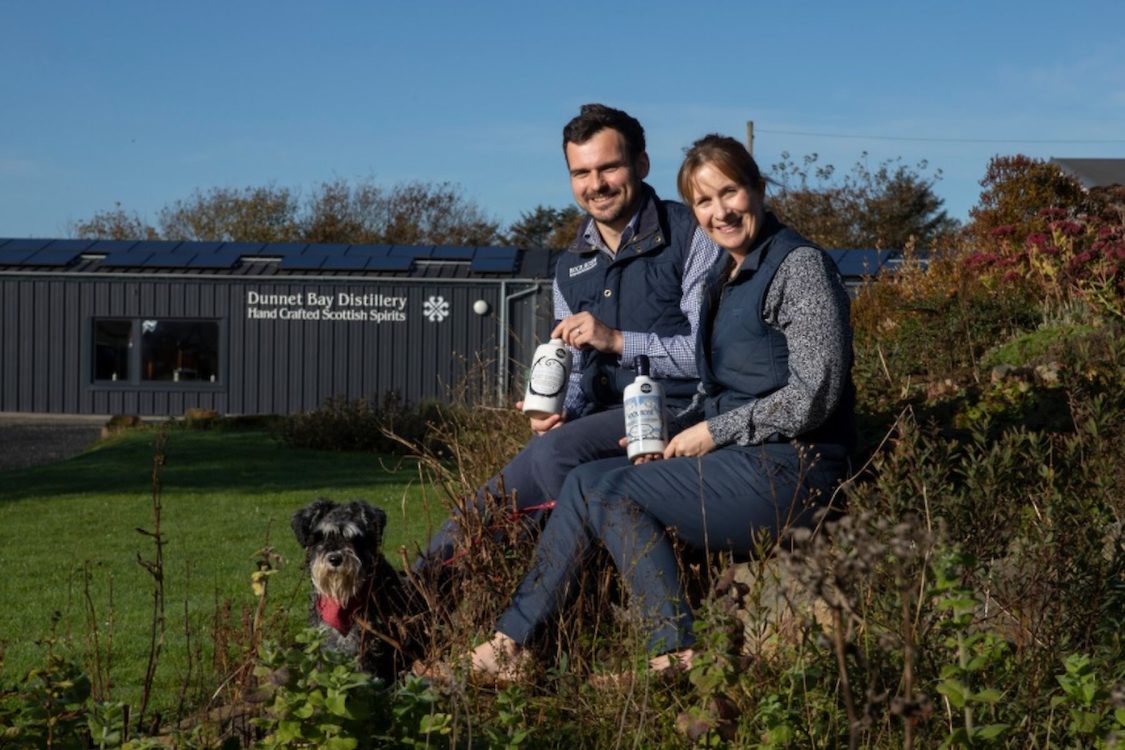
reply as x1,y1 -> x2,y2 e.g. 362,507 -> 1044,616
552,312 -> 623,355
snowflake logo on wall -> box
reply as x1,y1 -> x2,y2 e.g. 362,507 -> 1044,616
423,295 -> 450,323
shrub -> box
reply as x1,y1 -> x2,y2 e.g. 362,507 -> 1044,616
273,393 -> 450,456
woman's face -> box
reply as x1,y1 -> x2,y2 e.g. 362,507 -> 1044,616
689,162 -> 764,256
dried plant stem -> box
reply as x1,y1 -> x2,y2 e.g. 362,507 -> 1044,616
136,426 -> 169,731
832,607 -> 860,750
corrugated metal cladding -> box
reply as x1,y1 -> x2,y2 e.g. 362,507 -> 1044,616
0,244 -> 555,416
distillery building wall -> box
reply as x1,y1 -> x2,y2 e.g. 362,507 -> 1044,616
0,273 -> 550,416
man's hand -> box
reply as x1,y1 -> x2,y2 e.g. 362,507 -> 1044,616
663,421 -> 715,459
516,401 -> 566,435
552,312 -> 623,355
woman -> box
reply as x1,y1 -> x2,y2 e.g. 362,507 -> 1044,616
467,134 -> 856,677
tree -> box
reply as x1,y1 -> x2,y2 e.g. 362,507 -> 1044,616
768,152 -> 958,249
70,178 -> 502,246
376,181 -> 501,246
966,155 -> 1089,247
69,203 -> 158,240
506,205 -> 583,249
158,185 -> 300,242
301,178 -> 382,244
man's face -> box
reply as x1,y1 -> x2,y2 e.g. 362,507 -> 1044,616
565,128 -> 650,235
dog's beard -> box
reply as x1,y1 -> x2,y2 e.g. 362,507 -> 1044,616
311,549 -> 364,605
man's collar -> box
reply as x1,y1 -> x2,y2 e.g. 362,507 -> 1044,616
575,184 -> 655,255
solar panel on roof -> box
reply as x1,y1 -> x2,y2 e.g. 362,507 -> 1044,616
473,245 -> 518,258
26,249 -> 82,267
0,239 -> 11,249
102,252 -> 153,267
389,245 -> 432,258
470,257 -> 519,273
134,240 -> 183,253
0,249 -> 36,264
366,256 -> 414,271
304,244 -> 348,256
88,240 -> 139,254
144,252 -> 198,268
280,255 -> 327,270
218,242 -> 266,255
321,255 -> 372,270
431,246 -> 475,260
44,239 -> 95,252
180,242 -> 223,254
345,244 -> 392,256
3,239 -> 51,253
838,249 -> 887,277
260,243 -> 307,256
188,253 -> 241,269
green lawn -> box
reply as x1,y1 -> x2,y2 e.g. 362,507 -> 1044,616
0,427 -> 443,713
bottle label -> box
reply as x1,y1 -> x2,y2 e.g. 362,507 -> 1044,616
528,352 -> 567,397
624,394 -> 665,441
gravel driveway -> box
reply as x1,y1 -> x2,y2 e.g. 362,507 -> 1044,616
0,414 -> 108,472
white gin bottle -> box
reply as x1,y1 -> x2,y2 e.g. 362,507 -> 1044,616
522,338 -> 571,419
623,355 -> 667,459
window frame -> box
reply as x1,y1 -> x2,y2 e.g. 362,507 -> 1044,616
88,317 -> 226,390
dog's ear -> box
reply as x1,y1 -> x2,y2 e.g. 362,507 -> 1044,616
353,501 -> 387,547
291,498 -> 335,547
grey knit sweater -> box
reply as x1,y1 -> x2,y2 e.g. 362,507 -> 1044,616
670,246 -> 853,447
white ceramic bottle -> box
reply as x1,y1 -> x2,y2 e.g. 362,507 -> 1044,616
522,338 -> 572,419
623,355 -> 667,459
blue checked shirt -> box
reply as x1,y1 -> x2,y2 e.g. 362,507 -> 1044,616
554,214 -> 721,417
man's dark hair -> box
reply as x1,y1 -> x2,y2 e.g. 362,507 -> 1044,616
562,104 -> 646,162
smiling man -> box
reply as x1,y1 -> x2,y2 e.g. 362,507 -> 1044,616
416,103 -> 721,573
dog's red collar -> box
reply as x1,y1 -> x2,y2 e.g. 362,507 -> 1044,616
316,595 -> 362,635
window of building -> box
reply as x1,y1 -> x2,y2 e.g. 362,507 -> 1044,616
91,318 -> 221,385
141,320 -> 220,382
93,320 -> 131,382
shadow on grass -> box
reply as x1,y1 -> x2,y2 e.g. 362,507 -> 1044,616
0,429 -> 418,502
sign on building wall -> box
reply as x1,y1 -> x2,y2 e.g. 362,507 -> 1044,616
244,289 -> 451,324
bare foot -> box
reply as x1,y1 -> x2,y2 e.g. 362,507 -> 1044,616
590,648 -> 696,689
469,632 -> 528,682
648,648 -> 695,675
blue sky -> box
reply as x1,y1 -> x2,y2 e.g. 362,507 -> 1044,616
2,1 -> 1124,240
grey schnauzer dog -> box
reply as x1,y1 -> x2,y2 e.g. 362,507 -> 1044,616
291,498 -> 421,681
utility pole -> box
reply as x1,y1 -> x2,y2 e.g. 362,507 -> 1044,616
746,120 -> 754,155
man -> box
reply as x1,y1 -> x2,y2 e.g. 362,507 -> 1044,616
417,103 -> 720,568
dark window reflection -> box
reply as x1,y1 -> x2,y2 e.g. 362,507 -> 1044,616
93,320 -> 131,381
140,320 -> 220,382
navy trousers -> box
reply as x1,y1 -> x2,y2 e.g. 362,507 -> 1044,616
417,407 -> 629,567
495,442 -> 848,653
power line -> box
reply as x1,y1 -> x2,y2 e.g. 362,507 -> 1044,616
755,128 -> 1125,145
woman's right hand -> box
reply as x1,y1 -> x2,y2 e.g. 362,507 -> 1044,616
663,421 -> 715,459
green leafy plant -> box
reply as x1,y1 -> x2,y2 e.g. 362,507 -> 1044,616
1049,653 -> 1125,749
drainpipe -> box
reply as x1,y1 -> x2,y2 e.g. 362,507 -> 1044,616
498,282 -> 547,405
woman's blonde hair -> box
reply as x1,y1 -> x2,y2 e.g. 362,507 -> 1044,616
677,134 -> 765,204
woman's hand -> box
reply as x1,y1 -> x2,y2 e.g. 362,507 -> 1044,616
663,421 -> 715,459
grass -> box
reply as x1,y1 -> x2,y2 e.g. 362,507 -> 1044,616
0,426 -> 440,714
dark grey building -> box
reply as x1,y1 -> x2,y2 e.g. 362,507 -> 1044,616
0,238 -> 901,417
1049,158 -> 1125,190
0,239 -> 553,416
